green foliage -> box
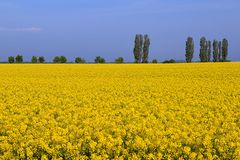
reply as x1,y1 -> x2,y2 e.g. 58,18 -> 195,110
199,37 -> 208,62
15,55 -> 23,63
31,56 -> 38,63
60,56 -> 67,63
152,59 -> 158,63
222,38 -> 228,61
213,40 -> 219,62
133,34 -> 151,63
207,41 -> 211,62
162,59 -> 176,63
218,41 -> 222,62
185,37 -> 194,63
115,57 -> 124,63
94,56 -> 105,63
142,35 -> 150,63
53,56 -> 60,63
53,56 -> 67,63
75,57 -> 86,63
133,34 -> 143,63
8,56 -> 14,63
38,56 -> 45,63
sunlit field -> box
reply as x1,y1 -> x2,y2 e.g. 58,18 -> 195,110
0,63 -> 239,159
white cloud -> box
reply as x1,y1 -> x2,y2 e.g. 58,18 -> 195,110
0,27 -> 42,32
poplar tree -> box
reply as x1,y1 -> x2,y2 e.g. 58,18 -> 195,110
207,41 -> 211,62
139,35 -> 143,62
222,38 -> 228,61
185,37 -> 194,63
218,41 -> 222,62
133,34 -> 143,63
142,34 -> 150,63
213,40 -> 219,62
199,37 -> 208,62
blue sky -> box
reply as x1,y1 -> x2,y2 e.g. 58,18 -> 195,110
0,0 -> 239,62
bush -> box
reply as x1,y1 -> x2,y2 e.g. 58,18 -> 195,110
60,56 -> 67,63
75,57 -> 86,63
222,60 -> 231,62
8,56 -> 15,63
152,59 -> 158,63
31,56 -> 38,63
95,56 -> 105,63
162,59 -> 176,63
53,56 -> 67,63
53,56 -> 60,63
115,57 -> 124,63
38,56 -> 45,63
15,55 -> 23,63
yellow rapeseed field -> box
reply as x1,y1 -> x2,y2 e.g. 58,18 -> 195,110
0,63 -> 239,159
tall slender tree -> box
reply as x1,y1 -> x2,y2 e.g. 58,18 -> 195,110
222,38 -> 228,61
218,41 -> 222,62
207,41 -> 211,62
199,37 -> 208,62
142,34 -> 150,63
139,35 -> 143,62
213,40 -> 219,62
133,34 -> 142,63
185,37 -> 194,63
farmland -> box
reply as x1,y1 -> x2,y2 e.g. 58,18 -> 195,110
0,63 -> 239,159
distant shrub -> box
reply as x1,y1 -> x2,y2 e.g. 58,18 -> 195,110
38,56 -> 45,63
31,56 -> 38,63
15,55 -> 23,63
53,56 -> 60,63
115,57 -> 124,63
60,56 -> 67,63
95,56 -> 105,63
8,56 -> 15,63
152,59 -> 158,63
53,56 -> 67,63
162,59 -> 176,63
75,57 -> 86,63
222,60 -> 231,62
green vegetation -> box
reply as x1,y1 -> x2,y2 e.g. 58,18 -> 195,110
1,36 -> 230,64
15,55 -> 23,63
53,56 -> 67,63
162,59 -> 176,63
75,57 -> 86,63
115,57 -> 124,63
8,56 -> 14,63
31,56 -> 38,63
133,34 -> 150,63
152,59 -> 158,63
185,37 -> 194,63
95,56 -> 105,63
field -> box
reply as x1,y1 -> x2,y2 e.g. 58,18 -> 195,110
0,63 -> 240,159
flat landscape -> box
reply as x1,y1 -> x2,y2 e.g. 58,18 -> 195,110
0,63 -> 239,159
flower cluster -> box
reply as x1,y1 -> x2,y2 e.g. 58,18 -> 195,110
0,63 -> 239,159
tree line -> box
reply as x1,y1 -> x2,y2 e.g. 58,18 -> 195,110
4,35 -> 230,64
6,55 -> 123,64
186,37 -> 229,63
